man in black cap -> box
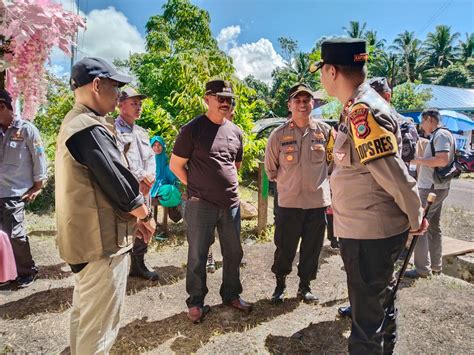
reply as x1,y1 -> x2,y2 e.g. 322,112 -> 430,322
312,39 -> 428,354
56,57 -> 155,354
170,79 -> 252,323
115,87 -> 159,281
264,83 -> 331,305
0,89 -> 47,288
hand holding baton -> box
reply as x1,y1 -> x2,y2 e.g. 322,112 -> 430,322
393,192 -> 436,295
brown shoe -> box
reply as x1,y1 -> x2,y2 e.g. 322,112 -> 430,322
187,305 -> 210,324
224,298 -> 253,313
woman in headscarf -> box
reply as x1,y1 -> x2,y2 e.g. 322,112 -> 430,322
150,136 -> 181,240
150,135 -> 177,192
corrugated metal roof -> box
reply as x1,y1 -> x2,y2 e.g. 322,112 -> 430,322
415,84 -> 474,111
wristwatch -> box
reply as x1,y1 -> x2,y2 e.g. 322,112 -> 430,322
140,211 -> 153,223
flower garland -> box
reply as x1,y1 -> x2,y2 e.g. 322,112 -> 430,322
0,0 -> 85,119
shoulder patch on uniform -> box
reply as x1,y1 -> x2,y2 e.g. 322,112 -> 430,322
349,104 -> 398,164
349,104 -> 370,139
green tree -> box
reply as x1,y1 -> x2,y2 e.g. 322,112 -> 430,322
368,51 -> 401,88
434,63 -> 473,88
391,82 -> 432,111
130,0 -> 265,174
365,30 -> 386,49
278,37 -> 298,64
457,33 -> 474,63
343,21 -> 367,38
424,25 -> 460,68
391,30 -> 424,82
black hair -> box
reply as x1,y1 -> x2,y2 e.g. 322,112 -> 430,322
421,108 -> 441,122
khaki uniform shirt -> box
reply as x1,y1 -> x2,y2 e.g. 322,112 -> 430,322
265,118 -> 331,209
115,116 -> 155,183
330,83 -> 423,239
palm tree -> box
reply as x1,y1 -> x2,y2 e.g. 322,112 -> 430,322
365,30 -> 386,49
424,25 -> 460,68
291,52 -> 320,90
391,31 -> 424,82
368,51 -> 401,88
457,33 -> 474,63
343,21 -> 367,38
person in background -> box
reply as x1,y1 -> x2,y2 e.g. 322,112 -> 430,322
406,108 -> 455,278
150,135 -> 179,240
115,87 -> 159,281
0,89 -> 47,288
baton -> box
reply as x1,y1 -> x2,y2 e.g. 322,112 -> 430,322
393,192 -> 436,296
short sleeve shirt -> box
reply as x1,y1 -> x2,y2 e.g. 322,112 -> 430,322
418,128 -> 455,189
173,115 -> 243,208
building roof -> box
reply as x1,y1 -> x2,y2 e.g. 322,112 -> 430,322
415,84 -> 474,112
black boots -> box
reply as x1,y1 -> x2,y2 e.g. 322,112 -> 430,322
297,280 -> 319,303
271,275 -> 286,304
129,255 -> 159,281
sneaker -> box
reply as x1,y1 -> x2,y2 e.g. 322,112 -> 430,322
206,252 -> 216,273
154,232 -> 168,241
432,270 -> 442,276
17,274 -> 36,288
404,269 -> 430,279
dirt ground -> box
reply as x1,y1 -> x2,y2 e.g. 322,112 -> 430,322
1,188 -> 473,354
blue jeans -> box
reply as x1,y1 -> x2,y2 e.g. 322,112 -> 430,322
184,199 -> 243,308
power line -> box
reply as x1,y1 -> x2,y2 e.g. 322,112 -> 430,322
417,0 -> 454,37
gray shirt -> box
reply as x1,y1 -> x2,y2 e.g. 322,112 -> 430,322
0,118 -> 48,198
114,116 -> 155,182
418,128 -> 455,190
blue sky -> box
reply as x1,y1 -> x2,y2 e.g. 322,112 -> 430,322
54,0 -> 473,83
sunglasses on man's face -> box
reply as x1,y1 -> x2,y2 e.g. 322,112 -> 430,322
209,94 -> 234,104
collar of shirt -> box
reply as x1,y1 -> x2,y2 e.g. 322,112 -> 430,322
116,115 -> 134,131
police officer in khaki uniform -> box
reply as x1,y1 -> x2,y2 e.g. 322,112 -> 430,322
265,83 -> 331,304
115,87 -> 158,281
0,89 -> 47,288
312,39 -> 428,354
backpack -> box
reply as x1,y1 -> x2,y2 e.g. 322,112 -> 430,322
399,121 -> 419,162
429,128 -> 462,183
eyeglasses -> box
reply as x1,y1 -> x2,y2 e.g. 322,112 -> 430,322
208,94 -> 234,104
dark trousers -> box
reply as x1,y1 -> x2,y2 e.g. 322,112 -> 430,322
0,197 -> 37,277
130,236 -> 148,256
184,199 -> 243,308
340,231 -> 408,355
325,212 -> 336,242
271,207 -> 326,282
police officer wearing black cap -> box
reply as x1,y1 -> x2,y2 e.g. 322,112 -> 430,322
312,39 -> 428,354
56,57 -> 155,354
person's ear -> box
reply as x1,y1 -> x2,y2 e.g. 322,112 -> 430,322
91,78 -> 101,94
204,95 -> 209,106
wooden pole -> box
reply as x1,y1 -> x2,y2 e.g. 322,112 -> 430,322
257,161 -> 268,234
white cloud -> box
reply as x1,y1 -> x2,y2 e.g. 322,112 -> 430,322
228,38 -> 284,85
51,2 -> 145,69
217,25 -> 283,85
217,25 -> 241,52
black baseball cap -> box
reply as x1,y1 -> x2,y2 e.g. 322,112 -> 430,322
0,89 -> 13,108
70,57 -> 132,90
205,79 -> 235,97
119,87 -> 147,102
288,83 -> 314,99
310,38 -> 368,73
368,77 -> 391,94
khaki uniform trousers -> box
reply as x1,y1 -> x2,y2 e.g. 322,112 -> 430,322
70,254 -> 129,354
